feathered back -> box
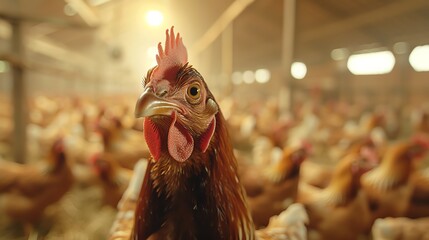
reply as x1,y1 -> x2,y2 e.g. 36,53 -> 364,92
151,26 -> 188,82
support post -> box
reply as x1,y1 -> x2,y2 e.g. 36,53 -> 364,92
221,24 -> 233,96
11,20 -> 27,163
281,0 -> 296,113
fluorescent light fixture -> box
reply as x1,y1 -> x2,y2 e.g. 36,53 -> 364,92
232,71 -> 242,85
243,70 -> 255,84
291,62 -> 307,79
146,10 -> 164,27
347,51 -> 395,75
409,45 -> 429,72
255,69 -> 270,83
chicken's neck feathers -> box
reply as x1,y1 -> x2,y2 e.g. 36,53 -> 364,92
135,111 -> 255,239
321,172 -> 356,206
364,149 -> 414,191
320,155 -> 360,206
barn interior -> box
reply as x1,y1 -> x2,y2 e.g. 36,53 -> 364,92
1,0 -> 429,239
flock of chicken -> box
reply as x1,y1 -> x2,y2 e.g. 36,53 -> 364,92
227,98 -> 429,240
0,96 -> 150,238
0,94 -> 429,239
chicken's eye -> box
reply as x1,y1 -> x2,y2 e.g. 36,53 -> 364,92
186,83 -> 201,103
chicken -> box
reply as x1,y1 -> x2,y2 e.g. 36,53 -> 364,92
372,217 -> 429,240
297,148 -> 378,240
109,27 -> 309,240
96,115 -> 150,169
361,136 -> 429,222
0,138 -> 74,224
406,167 -> 429,218
299,161 -> 334,189
253,203 -> 309,240
345,112 -> 385,139
131,27 -> 255,239
90,153 -> 135,207
242,143 -> 310,228
300,137 -> 377,189
415,111 -> 429,135
237,136 -> 281,197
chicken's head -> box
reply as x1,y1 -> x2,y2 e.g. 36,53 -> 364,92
135,27 -> 219,163
401,135 -> 429,160
90,153 -> 113,181
47,138 -> 67,172
351,146 -> 379,176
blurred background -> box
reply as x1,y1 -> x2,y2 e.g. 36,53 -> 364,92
0,0 -> 429,239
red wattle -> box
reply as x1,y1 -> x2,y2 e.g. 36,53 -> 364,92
144,118 -> 161,161
168,112 -> 194,162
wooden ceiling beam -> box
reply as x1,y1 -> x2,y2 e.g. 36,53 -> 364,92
26,36 -> 93,67
0,12 -> 95,29
65,0 -> 101,27
192,0 -> 255,55
306,0 -> 388,44
299,0 -> 428,43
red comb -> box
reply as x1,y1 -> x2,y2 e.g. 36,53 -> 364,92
412,134 -> 429,150
301,140 -> 313,154
89,153 -> 101,166
151,26 -> 188,82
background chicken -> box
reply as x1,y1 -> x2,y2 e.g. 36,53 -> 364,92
0,138 -> 74,229
300,137 -> 378,189
361,136 -> 429,222
90,153 -> 135,208
297,148 -> 378,240
406,166 -> 429,218
256,203 -> 309,240
242,143 -> 309,228
372,217 -> 429,240
96,115 -> 150,169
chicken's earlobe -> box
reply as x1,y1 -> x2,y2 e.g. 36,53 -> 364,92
199,116 -> 216,153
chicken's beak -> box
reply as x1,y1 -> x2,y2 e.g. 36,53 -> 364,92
135,88 -> 181,118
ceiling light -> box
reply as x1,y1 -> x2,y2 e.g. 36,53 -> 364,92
242,70 -> 255,84
255,69 -> 270,83
291,62 -> 307,79
146,10 -> 164,27
347,51 -> 395,75
231,72 -> 242,85
409,45 -> 429,72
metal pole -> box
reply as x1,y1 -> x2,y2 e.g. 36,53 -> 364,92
221,24 -> 233,96
281,0 -> 296,113
11,20 -> 27,163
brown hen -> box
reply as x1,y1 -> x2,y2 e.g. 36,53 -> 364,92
0,138 -> 74,224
